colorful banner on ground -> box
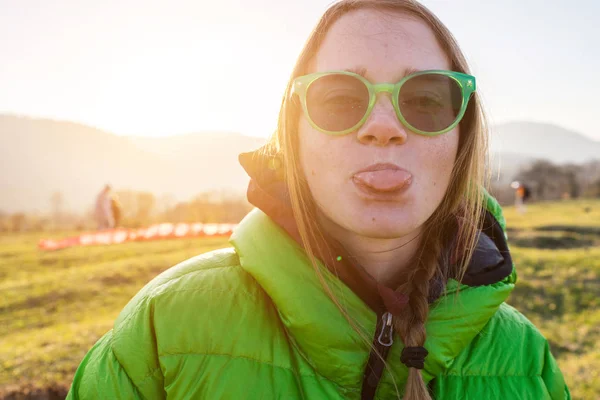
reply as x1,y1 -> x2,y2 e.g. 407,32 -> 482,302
38,223 -> 237,251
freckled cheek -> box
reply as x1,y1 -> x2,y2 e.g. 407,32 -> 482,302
418,134 -> 459,189
308,147 -> 348,185
300,127 -> 350,182
300,146 -> 341,191
303,151 -> 344,198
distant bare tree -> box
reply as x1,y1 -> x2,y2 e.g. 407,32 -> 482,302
0,210 -> 8,232
580,161 -> 600,197
135,192 -> 156,226
488,182 -> 515,206
514,160 -> 589,201
50,191 -> 64,229
157,193 -> 176,215
586,176 -> 600,198
161,190 -> 252,223
10,213 -> 26,232
563,164 -> 581,199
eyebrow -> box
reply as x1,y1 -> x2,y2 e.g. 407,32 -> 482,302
344,66 -> 368,77
343,67 -> 421,81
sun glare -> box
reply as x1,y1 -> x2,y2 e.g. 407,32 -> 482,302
85,35 -> 292,138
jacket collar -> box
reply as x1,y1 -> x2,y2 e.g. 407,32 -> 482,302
230,205 -> 516,391
238,147 -> 514,307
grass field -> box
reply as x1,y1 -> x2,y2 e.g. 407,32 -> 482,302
1,200 -> 599,399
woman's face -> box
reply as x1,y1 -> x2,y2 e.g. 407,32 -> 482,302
298,10 -> 459,240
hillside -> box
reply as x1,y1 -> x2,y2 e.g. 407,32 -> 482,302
491,121 -> 600,163
0,115 -> 266,213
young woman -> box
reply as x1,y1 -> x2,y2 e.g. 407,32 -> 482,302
67,1 -> 569,399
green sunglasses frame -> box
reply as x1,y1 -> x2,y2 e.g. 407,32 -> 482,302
291,69 -> 476,136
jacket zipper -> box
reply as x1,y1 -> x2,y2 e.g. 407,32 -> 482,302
361,312 -> 394,400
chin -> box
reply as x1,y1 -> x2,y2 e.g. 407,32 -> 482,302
350,212 -> 422,239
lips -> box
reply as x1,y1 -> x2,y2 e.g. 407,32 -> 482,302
353,163 -> 412,193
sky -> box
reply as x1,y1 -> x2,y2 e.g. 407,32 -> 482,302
1,0 -> 599,140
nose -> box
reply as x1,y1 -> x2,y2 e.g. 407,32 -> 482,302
356,97 -> 408,146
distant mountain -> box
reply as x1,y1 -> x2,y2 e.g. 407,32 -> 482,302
491,121 -> 600,164
1,115 -> 598,213
125,132 -> 267,196
0,115 -> 266,213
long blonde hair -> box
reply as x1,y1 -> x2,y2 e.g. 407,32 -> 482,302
264,1 -> 489,398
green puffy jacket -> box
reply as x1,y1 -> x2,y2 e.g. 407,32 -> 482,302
67,200 -> 570,399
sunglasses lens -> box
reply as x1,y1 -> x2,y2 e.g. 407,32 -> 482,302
398,74 -> 463,133
306,74 -> 369,132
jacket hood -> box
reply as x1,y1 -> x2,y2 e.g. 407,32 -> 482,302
232,146 -> 517,389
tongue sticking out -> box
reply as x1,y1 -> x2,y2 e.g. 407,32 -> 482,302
353,169 -> 412,192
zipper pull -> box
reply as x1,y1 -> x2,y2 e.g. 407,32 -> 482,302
377,312 -> 394,347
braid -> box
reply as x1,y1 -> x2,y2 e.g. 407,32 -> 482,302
394,222 -> 445,400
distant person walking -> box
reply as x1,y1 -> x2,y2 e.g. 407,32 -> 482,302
95,185 -> 115,230
512,182 -> 531,214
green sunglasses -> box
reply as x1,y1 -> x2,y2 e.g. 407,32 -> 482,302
291,70 -> 476,136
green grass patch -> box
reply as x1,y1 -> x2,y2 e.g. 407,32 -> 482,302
504,199 -> 600,399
